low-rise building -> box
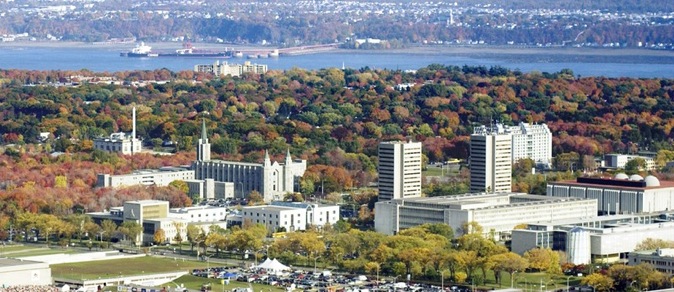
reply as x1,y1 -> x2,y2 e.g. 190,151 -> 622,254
604,154 -> 656,170
547,174 -> 674,215
0,258 -> 52,286
242,201 -> 340,233
374,192 -> 597,240
97,166 -> 194,188
87,200 -> 228,244
629,248 -> 674,275
93,107 -> 141,155
511,214 -> 674,264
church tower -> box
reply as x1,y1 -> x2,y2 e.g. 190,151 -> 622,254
196,118 -> 211,161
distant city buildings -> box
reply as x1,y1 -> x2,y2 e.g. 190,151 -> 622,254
93,107 -> 141,155
242,201 -> 340,233
194,61 -> 268,77
377,141 -> 423,201
470,126 -> 513,193
374,192 -> 597,239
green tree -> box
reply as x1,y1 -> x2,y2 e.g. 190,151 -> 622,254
101,219 -> 118,246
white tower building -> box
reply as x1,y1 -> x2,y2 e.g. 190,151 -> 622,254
196,118 -> 211,161
377,141 -> 423,201
470,125 -> 512,193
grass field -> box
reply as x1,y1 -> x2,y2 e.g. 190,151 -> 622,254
51,256 -> 210,280
1,245 -> 81,258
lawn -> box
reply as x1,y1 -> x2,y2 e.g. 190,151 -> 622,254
476,271 -> 582,291
1,245 -> 81,258
51,256 -> 210,281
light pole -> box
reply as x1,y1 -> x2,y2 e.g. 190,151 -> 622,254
441,270 -> 445,291
98,231 -> 105,250
567,276 -> 572,292
314,256 -> 320,273
511,270 -> 517,288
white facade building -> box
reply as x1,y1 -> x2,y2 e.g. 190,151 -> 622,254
0,258 -> 52,286
374,192 -> 597,239
511,214 -> 674,263
242,201 -> 340,233
377,141 -> 423,201
470,127 -> 513,193
93,107 -> 141,155
604,154 -> 656,170
194,61 -> 268,77
547,174 -> 674,214
88,200 -> 229,244
473,122 -> 552,167
96,166 -> 194,188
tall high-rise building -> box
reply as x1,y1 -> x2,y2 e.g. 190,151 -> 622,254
470,126 -> 512,193
378,141 -> 423,201
474,122 -> 552,167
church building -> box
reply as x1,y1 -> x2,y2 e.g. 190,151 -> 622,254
191,120 -> 307,202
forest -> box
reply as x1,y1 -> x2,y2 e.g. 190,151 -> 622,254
1,65 -> 674,226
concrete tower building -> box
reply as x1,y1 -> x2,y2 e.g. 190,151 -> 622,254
378,141 -> 423,201
470,125 -> 512,193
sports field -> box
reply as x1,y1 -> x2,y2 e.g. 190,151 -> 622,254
51,256 -> 209,280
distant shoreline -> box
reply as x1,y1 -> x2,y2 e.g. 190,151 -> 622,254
2,41 -> 673,59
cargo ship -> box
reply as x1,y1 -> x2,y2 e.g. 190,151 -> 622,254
120,42 -> 155,57
121,42 -> 231,58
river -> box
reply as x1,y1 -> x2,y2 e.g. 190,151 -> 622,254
1,44 -> 673,78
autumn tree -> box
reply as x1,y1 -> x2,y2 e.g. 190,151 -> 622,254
153,228 -> 166,245
490,252 -> 529,286
581,273 -> 613,292
524,248 -> 562,274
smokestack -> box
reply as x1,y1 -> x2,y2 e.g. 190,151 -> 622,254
132,107 -> 136,139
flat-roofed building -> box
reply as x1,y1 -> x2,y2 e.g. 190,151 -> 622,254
242,201 -> 340,233
97,166 -> 194,188
0,258 -> 52,286
512,214 -> 674,264
377,141 -> 423,201
470,126 -> 512,193
629,248 -> 674,275
547,174 -> 674,215
88,200 -> 229,244
194,61 -> 268,77
374,192 -> 597,240
93,107 -> 141,155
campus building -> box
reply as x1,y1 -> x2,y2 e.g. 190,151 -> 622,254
473,122 -> 552,167
87,200 -> 228,244
374,192 -> 597,239
192,120 -> 307,202
242,201 -> 340,233
377,141 -> 423,201
629,248 -> 674,275
93,107 -> 142,155
0,258 -> 52,286
547,174 -> 674,214
194,61 -> 268,77
470,126 -> 512,193
96,166 -> 194,188
511,214 -> 674,264
604,154 -> 656,171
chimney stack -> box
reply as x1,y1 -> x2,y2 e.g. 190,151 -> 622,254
132,107 -> 136,139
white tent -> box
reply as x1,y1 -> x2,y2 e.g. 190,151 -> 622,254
255,258 -> 290,273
